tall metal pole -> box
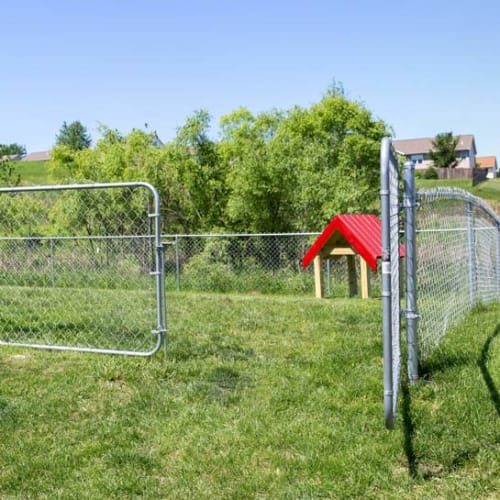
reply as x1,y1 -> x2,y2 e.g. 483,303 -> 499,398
496,220 -> 500,295
380,137 -> 395,429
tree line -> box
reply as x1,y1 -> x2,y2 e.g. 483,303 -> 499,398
4,87 -> 391,234
52,89 -> 389,233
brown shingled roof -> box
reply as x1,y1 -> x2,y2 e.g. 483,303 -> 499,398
393,134 -> 476,155
21,151 -> 51,162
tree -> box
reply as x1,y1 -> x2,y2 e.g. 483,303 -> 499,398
220,107 -> 295,233
55,121 -> 92,151
429,132 -> 459,169
0,143 -> 26,157
219,92 -> 390,232
274,94 -> 389,230
0,143 -> 24,185
169,110 -> 226,231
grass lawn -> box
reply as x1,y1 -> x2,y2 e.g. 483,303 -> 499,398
0,292 -> 499,498
12,160 -> 69,185
417,178 -> 500,212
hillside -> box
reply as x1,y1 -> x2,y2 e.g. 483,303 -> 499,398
417,178 -> 500,214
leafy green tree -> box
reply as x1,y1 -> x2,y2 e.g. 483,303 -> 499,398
51,125 -> 195,234
429,132 -> 459,169
219,92 -> 389,232
0,143 -> 26,157
220,107 -> 295,233
272,94 -> 389,230
55,121 -> 92,151
0,143 -> 24,185
168,110 -> 226,231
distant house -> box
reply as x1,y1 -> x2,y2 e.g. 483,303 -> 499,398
0,153 -> 24,162
21,151 -> 51,162
476,155 -> 498,179
392,134 -> 477,170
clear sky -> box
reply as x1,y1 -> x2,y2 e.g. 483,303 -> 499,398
3,0 -> 499,161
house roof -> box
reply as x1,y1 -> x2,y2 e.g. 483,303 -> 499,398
302,214 -> 385,272
21,151 -> 50,162
476,155 -> 497,169
393,134 -> 476,155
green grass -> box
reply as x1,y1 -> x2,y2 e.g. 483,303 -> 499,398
0,291 -> 499,498
417,178 -> 500,212
13,160 -> 69,185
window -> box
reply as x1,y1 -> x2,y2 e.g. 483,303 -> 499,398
410,154 -> 424,164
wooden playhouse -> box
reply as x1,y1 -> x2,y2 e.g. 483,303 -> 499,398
302,214 -> 392,299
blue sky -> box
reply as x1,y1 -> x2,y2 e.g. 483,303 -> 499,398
3,0 -> 499,160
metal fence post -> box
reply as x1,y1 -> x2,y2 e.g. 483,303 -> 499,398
403,161 -> 419,382
50,238 -> 56,288
466,200 -> 477,306
497,220 -> 500,294
326,259 -> 331,297
174,235 -> 181,291
380,137 -> 395,429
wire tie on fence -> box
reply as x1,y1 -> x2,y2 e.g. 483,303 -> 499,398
148,212 -> 160,218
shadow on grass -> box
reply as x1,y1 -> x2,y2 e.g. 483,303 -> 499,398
478,324 -> 500,416
402,322 -> 500,480
418,352 -> 475,379
401,379 -> 418,478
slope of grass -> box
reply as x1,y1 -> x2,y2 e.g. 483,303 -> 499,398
12,160 -> 69,185
417,178 -> 500,213
0,292 -> 499,498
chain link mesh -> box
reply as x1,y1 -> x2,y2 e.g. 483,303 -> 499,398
389,153 -> 401,419
162,234 -> 380,297
0,184 -> 162,355
416,188 -> 500,359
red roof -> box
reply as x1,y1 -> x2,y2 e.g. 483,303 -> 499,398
302,214 -> 385,271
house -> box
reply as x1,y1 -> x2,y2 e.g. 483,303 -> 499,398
392,134 -> 477,170
0,153 -> 24,162
476,155 -> 497,179
21,151 -> 51,162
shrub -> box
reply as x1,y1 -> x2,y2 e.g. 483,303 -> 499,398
422,166 -> 439,179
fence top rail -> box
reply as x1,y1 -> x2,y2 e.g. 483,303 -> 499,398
418,187 -> 500,225
0,181 -> 160,217
0,181 -> 157,195
161,232 -> 322,238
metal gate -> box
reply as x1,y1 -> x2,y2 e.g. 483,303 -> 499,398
0,182 -> 166,356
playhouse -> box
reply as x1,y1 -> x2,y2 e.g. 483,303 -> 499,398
302,214 -> 388,299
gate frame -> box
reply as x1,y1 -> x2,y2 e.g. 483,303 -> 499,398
0,181 -> 167,357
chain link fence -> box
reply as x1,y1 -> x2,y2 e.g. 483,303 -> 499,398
0,183 -> 166,356
0,185 -> 382,355
381,139 -> 500,429
161,233 -> 381,297
415,188 -> 500,359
